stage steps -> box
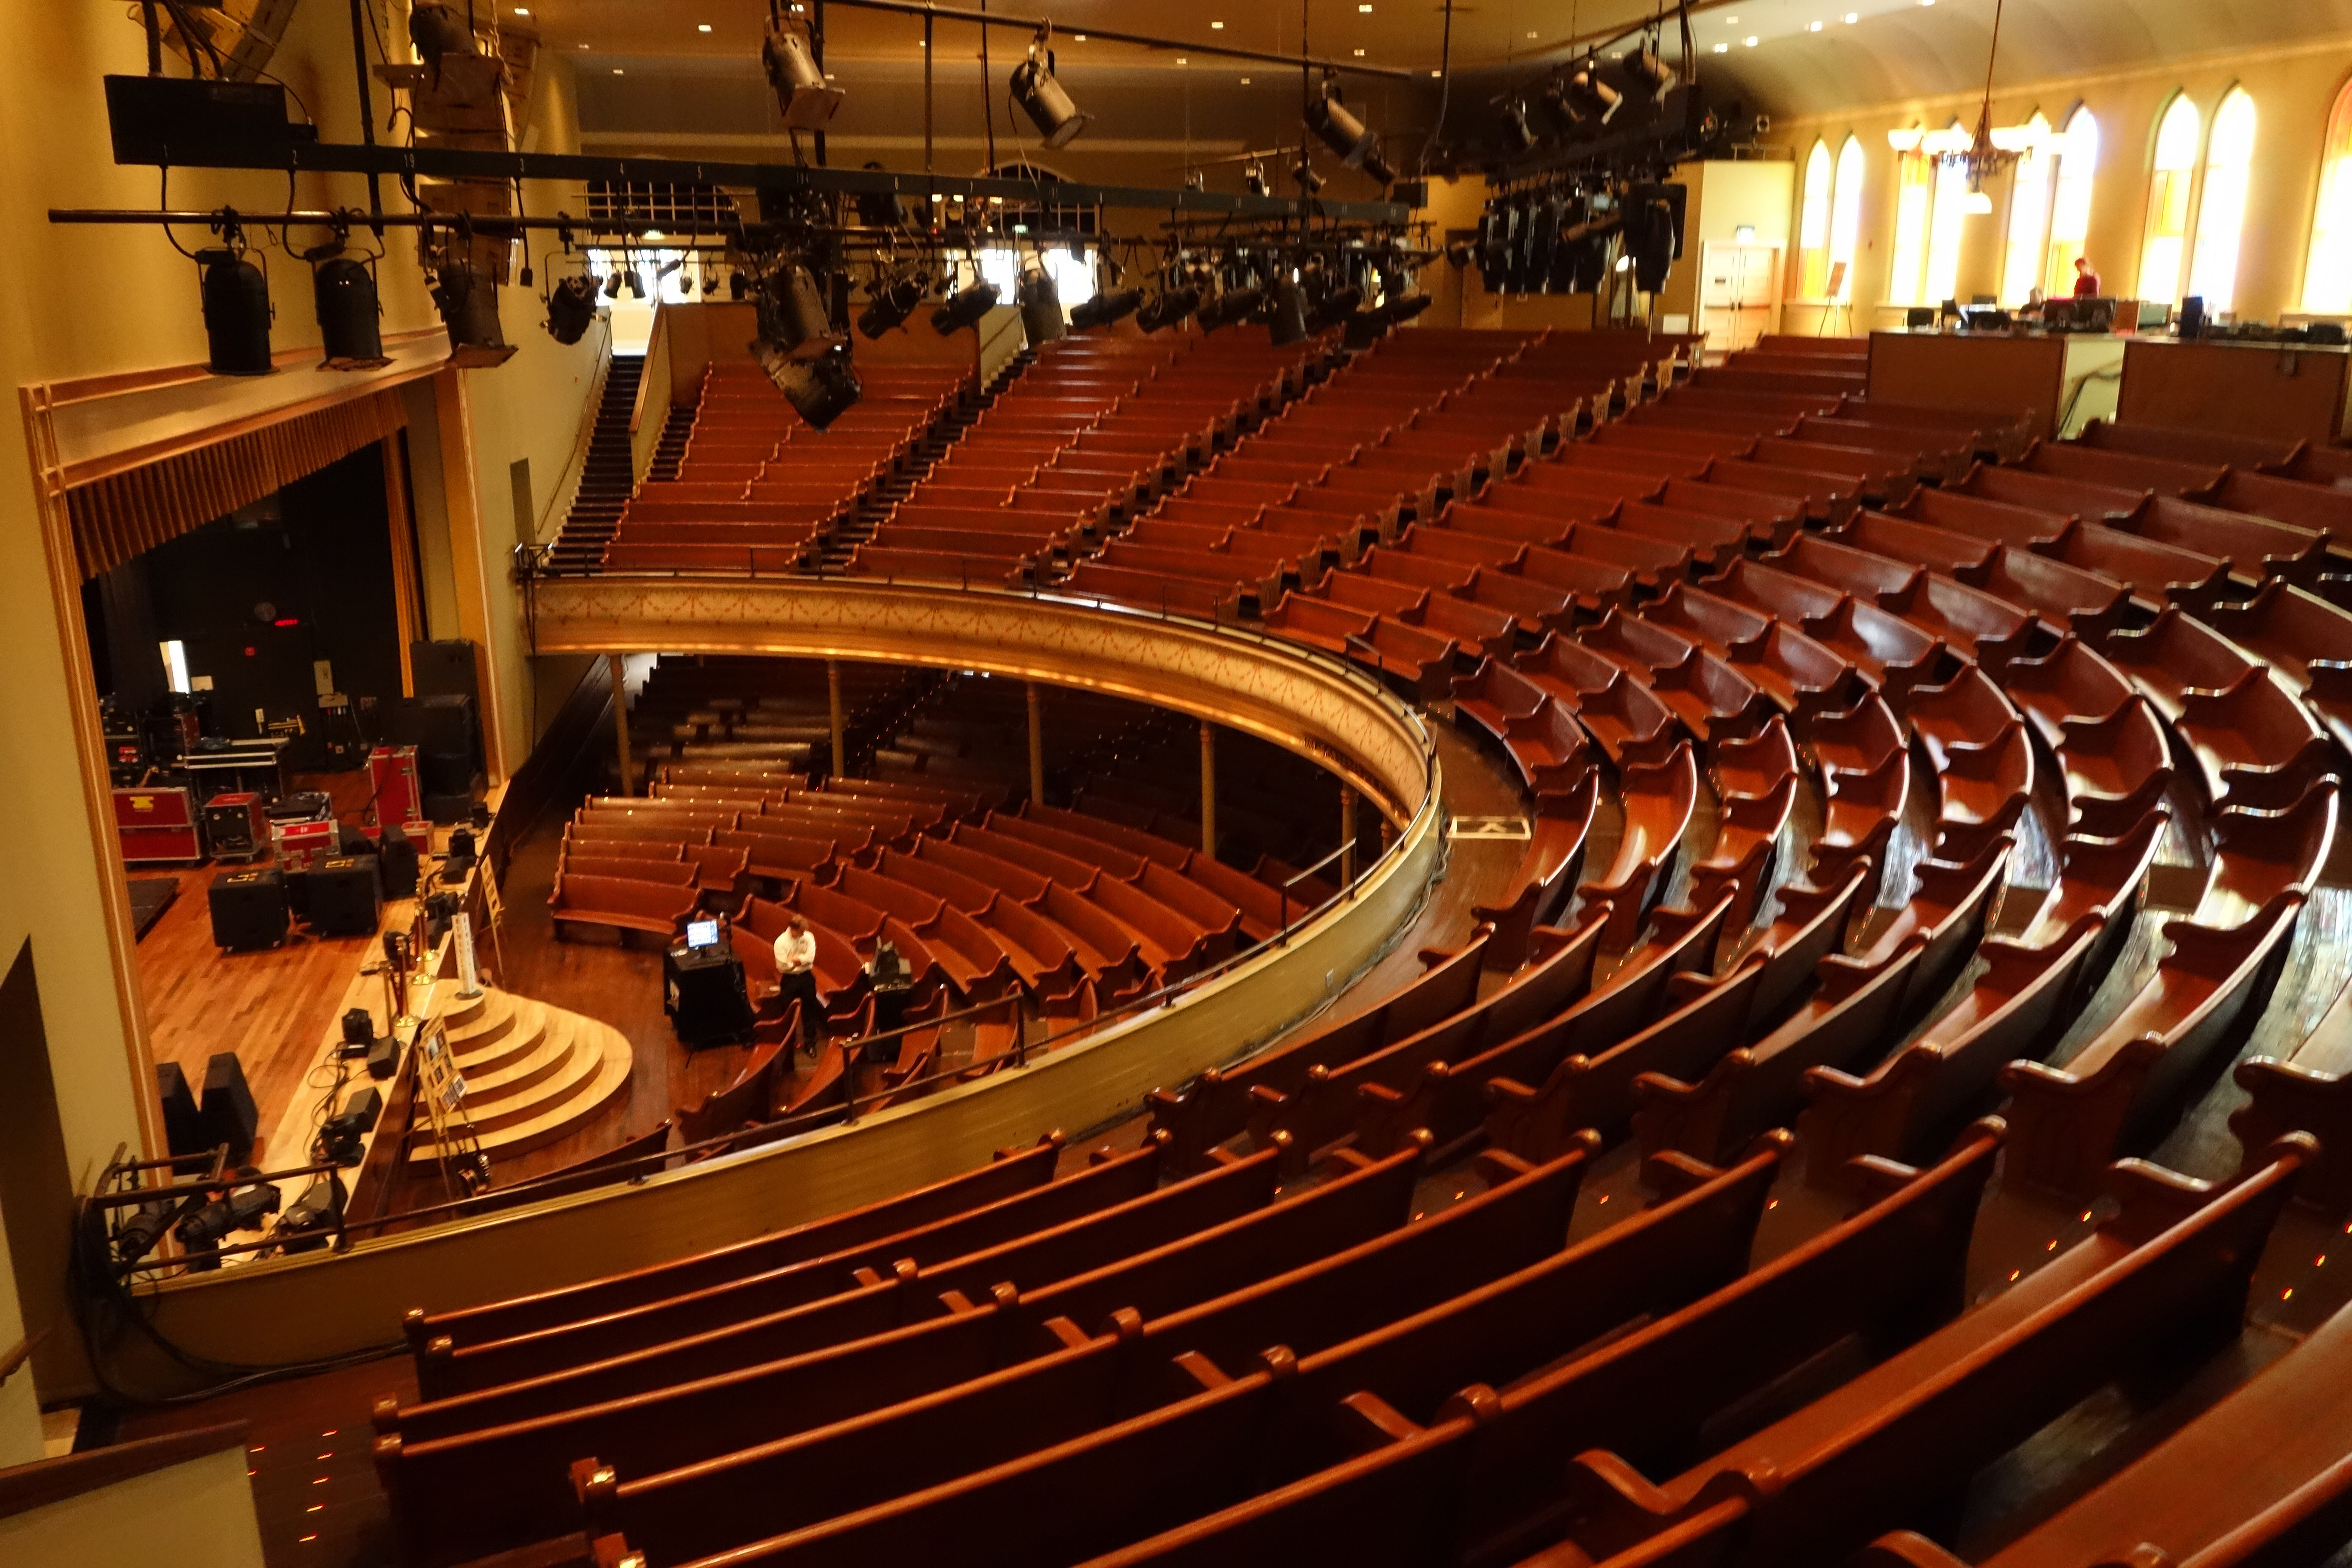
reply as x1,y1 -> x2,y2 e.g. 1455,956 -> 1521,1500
409,986 -> 634,1165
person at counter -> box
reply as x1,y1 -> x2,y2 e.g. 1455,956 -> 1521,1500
2072,255 -> 2102,297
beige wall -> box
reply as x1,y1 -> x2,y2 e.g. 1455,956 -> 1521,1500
0,1443 -> 265,1568
0,1 -> 598,1400
1765,39 -> 2352,333
0,1200 -> 38,1470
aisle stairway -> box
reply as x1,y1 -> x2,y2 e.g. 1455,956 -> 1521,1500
815,348 -> 1037,569
545,352 -> 646,573
411,985 -> 634,1164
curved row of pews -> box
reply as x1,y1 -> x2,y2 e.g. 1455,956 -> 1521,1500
380,322 -> 2352,1568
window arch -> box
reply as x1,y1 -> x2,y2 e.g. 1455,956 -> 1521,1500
1797,140 -> 1835,298
2000,111 -> 2056,306
2305,79 -> 2352,313
2187,88 -> 2257,311
1829,136 -> 1865,302
1925,122 -> 1972,306
2045,107 -> 2101,295
1889,144 -> 1936,306
2139,93 -> 2202,305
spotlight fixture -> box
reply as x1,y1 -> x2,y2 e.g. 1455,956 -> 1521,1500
623,265 -> 646,300
545,273 -> 600,344
1070,287 -> 1142,331
856,162 -> 909,227
1197,285 -> 1265,333
1499,98 -> 1540,156
1017,265 -> 1067,344
857,271 -> 928,337
197,246 -> 274,377
1377,268 -> 1433,325
755,262 -> 844,361
432,259 -> 519,368
729,270 -> 750,300
930,279 -> 1001,334
766,342 -> 864,429
1010,23 -> 1090,149
1243,162 -> 1270,197
276,1173 -> 348,1256
1626,36 -> 1679,102
604,268 -> 624,298
762,7 -> 843,130
175,1180 -> 282,1268
1267,273 -> 1310,345
1307,74 -> 1378,168
1292,156 -> 1326,195
1135,284 -> 1201,333
1306,282 -> 1363,333
113,1202 -> 174,1267
1565,54 -> 1623,125
1445,239 -> 1475,270
313,256 -> 389,371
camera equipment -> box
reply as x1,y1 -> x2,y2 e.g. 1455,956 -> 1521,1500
115,1201 -> 175,1267
277,1173 -> 348,1254
175,1179 -> 281,1266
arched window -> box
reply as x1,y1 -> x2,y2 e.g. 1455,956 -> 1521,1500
2001,111 -> 2056,306
1797,140 -> 1835,298
2187,87 -> 2257,311
1888,146 -> 1936,305
2045,107 -> 2101,295
1829,136 -> 1865,302
2305,80 -> 2352,314
1925,125 -> 1973,306
2139,94 -> 2202,305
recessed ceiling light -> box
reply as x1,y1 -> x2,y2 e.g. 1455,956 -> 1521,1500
1744,35 -> 1759,46
1725,14 -> 1740,22
1844,9 -> 1859,18
1072,32 -> 1086,40
1526,29 -> 1537,37
576,42 -> 588,49
1240,75 -> 1251,83
1176,55 -> 1187,64
698,22 -> 712,32
1358,3 -> 1372,10
1353,47 -> 1365,55
1713,42 -> 1729,51
512,6 -> 527,13
612,67 -> 624,74
1808,18 -> 1823,30
1210,19 -> 1224,27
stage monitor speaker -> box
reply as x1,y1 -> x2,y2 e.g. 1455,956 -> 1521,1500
157,1061 -> 203,1157
208,867 -> 289,951
309,854 -> 383,937
410,639 -> 481,705
198,1051 -> 259,1163
379,824 -> 421,898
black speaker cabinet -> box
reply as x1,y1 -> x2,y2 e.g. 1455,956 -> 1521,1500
410,639 -> 482,704
309,854 -> 383,937
664,937 -> 755,1048
208,867 -> 289,951
198,1051 -> 259,1164
156,1061 -> 204,1157
378,825 -> 421,899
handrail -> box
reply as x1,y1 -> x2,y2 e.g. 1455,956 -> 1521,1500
0,1424 -> 250,1523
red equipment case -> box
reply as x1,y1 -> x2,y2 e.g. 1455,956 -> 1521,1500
114,785 -> 203,865
202,791 -> 268,862
369,744 -> 422,831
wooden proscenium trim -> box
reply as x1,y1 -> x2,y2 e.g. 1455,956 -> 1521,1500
0,1422 -> 250,1522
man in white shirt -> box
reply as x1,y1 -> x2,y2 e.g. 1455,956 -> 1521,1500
772,913 -> 821,1054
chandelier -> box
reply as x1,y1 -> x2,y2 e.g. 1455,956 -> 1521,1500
1883,0 -> 2048,209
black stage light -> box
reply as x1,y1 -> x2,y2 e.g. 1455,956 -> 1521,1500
930,279 -> 1001,334
857,162 -> 907,227
756,263 -> 841,359
175,1180 -> 281,1267
1070,287 -> 1142,331
623,266 -> 646,300
314,257 -> 389,370
198,249 -> 274,376
1011,24 -> 1090,149
604,268 -> 624,299
432,259 -> 518,368
1198,285 -> 1265,333
1017,265 -> 1067,345
1566,54 -> 1623,126
1500,98 -> 1540,156
545,274 -> 600,345
114,1202 -> 174,1267
1445,239 -> 1475,270
1308,76 -> 1379,170
1538,72 -> 1583,135
763,11 -> 843,130
857,272 -> 927,338
729,270 -> 750,300
1307,283 -> 1363,333
1292,157 -> 1327,195
1626,37 -> 1678,103
1378,268 -> 1433,325
277,1173 -> 348,1255
1244,162 -> 1270,197
768,342 -> 864,429
1268,273 -> 1310,345
1135,285 -> 1200,333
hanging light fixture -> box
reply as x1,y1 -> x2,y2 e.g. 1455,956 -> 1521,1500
1244,162 -> 1271,197
1565,55 -> 1623,126
1010,21 -> 1090,149
1071,287 -> 1142,331
1267,272 -> 1310,345
432,258 -> 518,368
1135,284 -> 1201,333
763,4 -> 843,130
857,270 -> 928,337
313,256 -> 389,371
1197,284 -> 1265,333
931,276 -> 1001,334
1626,35 -> 1678,103
1499,98 -> 1540,157
768,343 -> 864,429
753,262 -> 843,362
1308,74 -> 1394,183
545,274 -> 600,345
1017,264 -> 1067,344
197,240 -> 274,377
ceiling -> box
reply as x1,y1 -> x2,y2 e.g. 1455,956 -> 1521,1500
514,0 -> 2352,162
